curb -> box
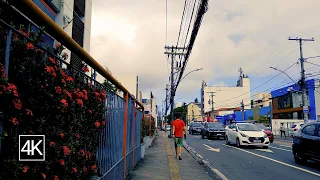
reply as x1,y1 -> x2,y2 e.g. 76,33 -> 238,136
183,143 -> 227,180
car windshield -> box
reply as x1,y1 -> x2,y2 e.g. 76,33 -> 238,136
193,123 -> 202,127
237,124 -> 261,131
256,124 -> 268,130
207,123 -> 223,128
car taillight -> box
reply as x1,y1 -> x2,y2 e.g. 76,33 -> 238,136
294,128 -> 298,131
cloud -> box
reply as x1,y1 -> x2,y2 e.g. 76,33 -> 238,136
90,0 -> 320,105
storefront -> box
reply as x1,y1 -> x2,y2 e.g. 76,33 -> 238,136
271,79 -> 319,120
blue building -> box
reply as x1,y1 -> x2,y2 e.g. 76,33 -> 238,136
270,79 -> 320,120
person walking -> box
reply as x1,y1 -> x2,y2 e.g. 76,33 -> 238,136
172,116 -> 187,160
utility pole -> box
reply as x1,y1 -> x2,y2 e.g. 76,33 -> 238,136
164,84 -> 169,132
241,100 -> 245,121
289,37 -> 314,124
164,46 -> 186,138
206,92 -> 215,120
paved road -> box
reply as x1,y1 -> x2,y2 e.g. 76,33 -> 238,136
185,134 -> 320,180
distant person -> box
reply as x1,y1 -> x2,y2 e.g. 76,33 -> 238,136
172,116 -> 187,160
280,123 -> 286,138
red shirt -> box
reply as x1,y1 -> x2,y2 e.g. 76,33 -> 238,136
172,119 -> 185,138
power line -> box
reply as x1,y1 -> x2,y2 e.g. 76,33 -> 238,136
176,0 -> 188,47
213,61 -> 298,105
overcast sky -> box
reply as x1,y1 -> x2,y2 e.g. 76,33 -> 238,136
90,0 -> 320,109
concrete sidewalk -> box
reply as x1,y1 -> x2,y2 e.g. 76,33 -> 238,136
128,131 -> 214,180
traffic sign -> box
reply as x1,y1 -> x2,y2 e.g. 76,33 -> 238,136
303,106 -> 309,113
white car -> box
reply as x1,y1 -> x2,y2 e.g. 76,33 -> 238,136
225,123 -> 270,149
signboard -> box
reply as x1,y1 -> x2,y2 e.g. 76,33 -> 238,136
303,106 -> 309,113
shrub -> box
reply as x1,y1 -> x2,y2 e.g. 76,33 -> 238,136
0,28 -> 106,180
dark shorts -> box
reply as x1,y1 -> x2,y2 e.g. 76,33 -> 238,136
174,138 -> 183,147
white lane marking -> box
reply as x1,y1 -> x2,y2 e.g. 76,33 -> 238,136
203,144 -> 220,152
269,146 -> 292,152
202,160 -> 228,180
279,144 -> 292,148
196,154 -> 203,159
256,149 -> 273,153
223,144 -> 320,177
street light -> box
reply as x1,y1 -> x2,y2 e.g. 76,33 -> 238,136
269,67 -> 299,86
180,68 -> 203,82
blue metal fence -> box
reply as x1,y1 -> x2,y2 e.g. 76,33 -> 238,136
0,5 -> 143,180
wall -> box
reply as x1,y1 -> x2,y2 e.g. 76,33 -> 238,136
114,74 -> 137,98
235,106 -> 270,121
271,119 -> 304,136
83,0 -> 92,53
203,81 -> 251,113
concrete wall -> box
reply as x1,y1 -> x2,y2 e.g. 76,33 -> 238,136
203,78 -> 251,113
271,119 -> 304,136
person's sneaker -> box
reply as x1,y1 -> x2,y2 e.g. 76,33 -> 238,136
178,156 -> 182,160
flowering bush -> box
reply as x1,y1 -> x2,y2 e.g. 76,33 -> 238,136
0,27 -> 106,179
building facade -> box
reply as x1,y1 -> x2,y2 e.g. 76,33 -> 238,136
253,92 -> 271,108
201,70 -> 251,119
271,79 -> 320,120
175,102 -> 183,109
186,103 -> 201,122
142,92 -> 158,127
33,0 -> 92,68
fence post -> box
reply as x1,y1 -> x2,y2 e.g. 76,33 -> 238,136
132,100 -> 136,168
122,92 -> 129,179
4,28 -> 12,78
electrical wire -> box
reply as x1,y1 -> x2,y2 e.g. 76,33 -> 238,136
213,61 -> 299,105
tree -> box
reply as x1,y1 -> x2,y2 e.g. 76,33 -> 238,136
194,98 -> 199,103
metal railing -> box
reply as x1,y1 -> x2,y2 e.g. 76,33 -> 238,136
0,1 -> 143,180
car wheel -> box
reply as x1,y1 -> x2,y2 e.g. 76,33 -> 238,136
225,136 -> 230,145
293,148 -> 307,164
263,146 -> 268,149
236,138 -> 241,147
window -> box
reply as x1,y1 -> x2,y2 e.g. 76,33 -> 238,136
302,125 -> 316,136
278,93 -> 293,109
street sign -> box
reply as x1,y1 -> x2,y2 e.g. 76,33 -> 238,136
303,106 -> 309,113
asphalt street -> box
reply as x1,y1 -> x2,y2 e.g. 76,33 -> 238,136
185,133 -> 320,180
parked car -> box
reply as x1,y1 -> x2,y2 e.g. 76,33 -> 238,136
201,122 -> 225,139
289,123 -> 304,137
256,123 -> 274,143
225,123 -> 270,149
189,122 -> 203,134
292,122 -> 320,164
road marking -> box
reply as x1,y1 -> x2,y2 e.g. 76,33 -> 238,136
269,146 -> 292,152
279,144 -> 292,148
202,160 -> 229,180
196,154 -> 203,159
223,144 -> 320,177
256,148 -> 273,153
208,140 -> 211,141
203,144 -> 220,152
